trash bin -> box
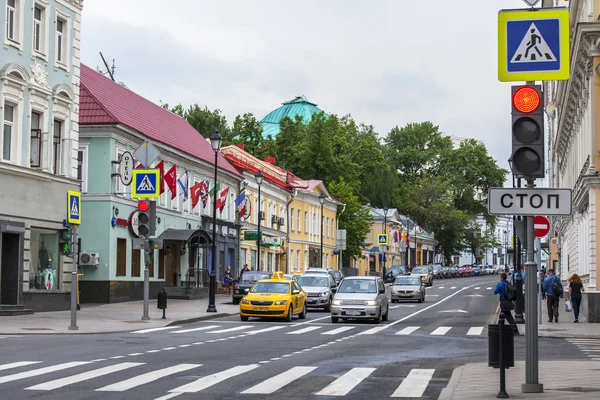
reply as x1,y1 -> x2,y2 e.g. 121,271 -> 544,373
157,288 -> 167,310
488,323 -> 514,368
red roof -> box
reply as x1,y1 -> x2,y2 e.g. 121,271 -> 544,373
78,64 -> 240,177
223,154 -> 291,190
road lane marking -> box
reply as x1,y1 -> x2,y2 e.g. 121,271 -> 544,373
395,326 -> 420,335
293,315 -> 332,325
474,287 -> 481,290
170,364 -> 259,393
241,366 -> 316,394
391,368 -> 435,397
25,362 -> 143,390
486,287 -> 492,290
0,361 -> 42,372
430,327 -> 452,335
450,287 -> 457,289
287,326 -> 321,335
467,327 -> 484,336
171,325 -> 221,334
130,326 -> 181,334
438,287 -> 445,289
245,326 -> 287,335
97,364 -> 200,392
315,367 -> 376,396
0,361 -> 91,384
321,327 -> 355,335
206,326 -> 254,333
359,326 -> 388,335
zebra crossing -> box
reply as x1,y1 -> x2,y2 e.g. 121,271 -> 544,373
566,338 -> 600,361
0,360 -> 442,397
131,323 -> 486,338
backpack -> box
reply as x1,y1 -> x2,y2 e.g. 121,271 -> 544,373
504,281 -> 517,301
552,276 -> 563,297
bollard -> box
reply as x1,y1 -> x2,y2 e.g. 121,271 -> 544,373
157,287 -> 167,319
497,312 -> 509,398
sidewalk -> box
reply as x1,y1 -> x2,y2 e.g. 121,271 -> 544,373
0,295 -> 239,334
439,360 -> 600,399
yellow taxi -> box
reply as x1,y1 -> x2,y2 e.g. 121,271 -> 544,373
239,271 -> 307,322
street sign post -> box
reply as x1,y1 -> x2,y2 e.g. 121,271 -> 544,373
131,169 -> 161,199
498,7 -> 570,82
67,190 -> 81,225
533,215 -> 550,238
377,234 -> 388,246
488,188 -> 572,216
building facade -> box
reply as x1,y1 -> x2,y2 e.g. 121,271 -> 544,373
1,0 -> 83,312
77,65 -> 243,303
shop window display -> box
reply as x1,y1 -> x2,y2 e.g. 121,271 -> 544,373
28,230 -> 60,291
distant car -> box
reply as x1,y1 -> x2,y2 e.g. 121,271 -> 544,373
432,265 -> 444,280
410,266 -> 433,286
391,276 -> 426,303
331,276 -> 389,324
332,270 -> 344,286
232,271 -> 272,305
297,274 -> 337,311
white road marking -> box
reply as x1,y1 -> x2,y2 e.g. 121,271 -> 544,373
467,327 -> 484,336
146,350 -> 161,353
109,356 -> 126,359
293,315 -> 332,325
389,305 -> 401,309
474,287 -> 481,290
170,364 -> 259,393
154,393 -> 181,400
438,287 -> 445,289
287,326 -> 322,335
97,364 -> 200,392
427,295 -> 440,297
396,326 -> 420,335
391,368 -> 435,397
241,366 -> 316,394
430,326 -> 452,335
486,287 -> 492,290
0,362 -> 90,384
359,326 -> 388,335
206,326 -> 254,333
128,353 -> 144,356
25,362 -> 143,390
0,361 -> 42,372
321,327 -> 355,335
450,287 -> 457,289
315,367 -> 376,396
245,326 -> 287,335
170,325 -> 221,334
130,326 -> 181,334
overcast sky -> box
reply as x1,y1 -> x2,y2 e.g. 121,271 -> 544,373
81,0 -> 530,178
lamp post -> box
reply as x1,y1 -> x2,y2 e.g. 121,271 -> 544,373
319,193 -> 325,268
382,207 -> 388,278
207,131 -> 222,313
503,229 -> 508,271
255,170 -> 264,271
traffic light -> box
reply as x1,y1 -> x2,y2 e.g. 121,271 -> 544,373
510,85 -> 545,178
59,229 -> 72,256
137,200 -> 156,237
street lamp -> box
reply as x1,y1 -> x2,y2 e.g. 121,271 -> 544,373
503,229 -> 508,271
207,131 -> 222,313
255,170 -> 264,271
319,193 -> 326,268
382,207 -> 388,278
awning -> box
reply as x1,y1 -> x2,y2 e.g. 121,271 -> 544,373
156,229 -> 212,246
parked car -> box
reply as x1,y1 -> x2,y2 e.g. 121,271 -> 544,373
441,266 -> 452,279
432,264 -> 444,280
232,271 -> 272,305
296,274 -> 337,311
331,276 -> 389,323
391,276 -> 426,303
410,266 -> 434,286
449,265 -> 460,278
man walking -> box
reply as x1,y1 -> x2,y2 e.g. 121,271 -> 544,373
543,269 -> 563,323
493,273 -> 519,335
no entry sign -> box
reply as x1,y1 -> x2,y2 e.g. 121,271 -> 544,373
533,215 -> 550,238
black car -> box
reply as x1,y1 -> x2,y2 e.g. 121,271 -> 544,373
384,265 -> 408,283
232,271 -> 272,305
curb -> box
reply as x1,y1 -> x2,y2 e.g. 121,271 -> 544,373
437,365 -> 464,400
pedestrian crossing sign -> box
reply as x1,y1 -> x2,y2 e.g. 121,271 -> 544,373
378,234 -> 388,246
67,190 -> 81,224
498,8 -> 569,82
131,169 -> 160,199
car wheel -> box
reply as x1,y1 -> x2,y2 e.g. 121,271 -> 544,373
299,303 -> 307,319
382,305 -> 389,322
240,315 -> 249,321
391,299 -> 397,303
331,316 -> 339,323
285,306 -> 293,322
324,301 -> 331,312
373,308 -> 382,324
417,295 -> 423,303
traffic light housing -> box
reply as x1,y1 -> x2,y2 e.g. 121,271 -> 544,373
137,200 -> 156,237
511,85 -> 545,178
59,229 -> 72,257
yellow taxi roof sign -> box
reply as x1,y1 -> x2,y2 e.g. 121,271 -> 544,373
271,271 -> 285,280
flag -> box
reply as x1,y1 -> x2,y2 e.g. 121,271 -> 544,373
234,190 -> 246,207
393,230 -> 399,242
177,170 -> 189,201
190,181 -> 203,209
164,164 -> 178,200
200,180 -> 210,207
209,181 -> 220,198
239,198 -> 249,218
216,187 -> 229,213
155,160 -> 165,194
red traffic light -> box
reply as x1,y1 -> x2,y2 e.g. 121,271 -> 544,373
512,86 -> 540,113
138,200 -> 150,212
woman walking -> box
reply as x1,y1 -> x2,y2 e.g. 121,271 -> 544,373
568,274 -> 585,322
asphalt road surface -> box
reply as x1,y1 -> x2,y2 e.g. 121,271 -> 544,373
0,275 -> 589,399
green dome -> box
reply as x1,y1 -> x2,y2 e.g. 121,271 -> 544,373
260,96 -> 326,138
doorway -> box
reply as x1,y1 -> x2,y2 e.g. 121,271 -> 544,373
1,233 -> 20,304
164,242 -> 181,287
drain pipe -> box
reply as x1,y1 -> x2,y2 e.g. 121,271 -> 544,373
337,204 -> 346,271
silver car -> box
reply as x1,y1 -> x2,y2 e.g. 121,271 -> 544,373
330,276 -> 389,324
391,276 -> 425,303
297,274 -> 337,311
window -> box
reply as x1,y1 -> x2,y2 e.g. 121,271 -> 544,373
297,210 -> 301,233
290,208 -> 294,231
326,218 -> 329,238
55,17 -> 64,63
30,112 -> 41,167
33,5 -> 43,53
296,250 -> 300,272
304,211 -> 308,233
6,0 -> 15,40
77,145 -> 88,192
312,213 -> 316,237
131,249 -> 141,277
116,238 -> 126,276
27,229 -> 60,291
3,104 -> 14,161
52,119 -> 61,174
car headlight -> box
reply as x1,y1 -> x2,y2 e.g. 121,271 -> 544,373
332,299 -> 343,306
319,291 -> 329,297
413,289 -> 421,293
274,300 -> 287,305
241,299 -> 249,304
366,300 -> 377,306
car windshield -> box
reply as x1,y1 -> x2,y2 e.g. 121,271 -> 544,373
298,276 -> 329,287
394,277 -> 421,286
240,273 -> 270,283
250,282 -> 290,294
337,279 -> 378,294
412,267 -> 428,274
305,270 -> 328,274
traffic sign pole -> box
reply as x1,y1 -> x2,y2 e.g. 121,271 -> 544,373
68,225 -> 79,330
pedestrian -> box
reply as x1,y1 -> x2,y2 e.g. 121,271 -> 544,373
568,273 -> 585,323
240,263 -> 250,279
493,273 -> 519,335
223,266 -> 233,295
542,269 -> 563,323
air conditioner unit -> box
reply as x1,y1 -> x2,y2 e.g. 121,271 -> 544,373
80,252 -> 99,267
259,211 -> 264,221
271,215 -> 278,224
278,217 -> 285,225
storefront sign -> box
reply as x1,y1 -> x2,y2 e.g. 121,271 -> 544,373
111,217 -> 130,228
119,151 -> 134,185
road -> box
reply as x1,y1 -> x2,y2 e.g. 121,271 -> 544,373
0,275 -> 589,399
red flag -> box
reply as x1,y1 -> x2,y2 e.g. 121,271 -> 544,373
216,187 -> 229,213
154,160 -> 165,194
190,181 -> 203,209
164,164 -> 178,200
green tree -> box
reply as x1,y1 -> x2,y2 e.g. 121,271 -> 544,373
274,115 -> 308,172
462,220 -> 499,264
231,113 -> 265,155
160,102 -> 231,140
160,102 -> 184,117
